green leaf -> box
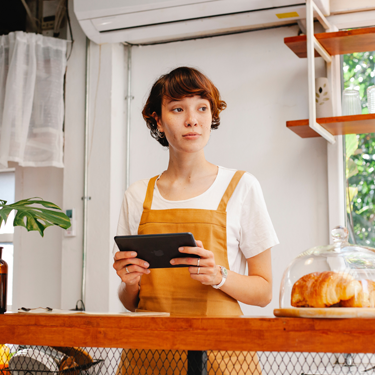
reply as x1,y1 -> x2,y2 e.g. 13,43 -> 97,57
346,134 -> 359,160
346,186 -> 358,213
2,198 -> 71,237
0,206 -> 13,225
23,211 -> 42,233
13,211 -> 27,228
346,158 -> 359,179
26,208 -> 70,226
356,205 -> 370,215
10,198 -> 61,210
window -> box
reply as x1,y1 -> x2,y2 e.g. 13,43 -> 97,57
343,51 -> 375,246
0,169 -> 15,308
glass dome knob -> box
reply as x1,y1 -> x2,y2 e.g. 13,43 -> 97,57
331,226 -> 349,244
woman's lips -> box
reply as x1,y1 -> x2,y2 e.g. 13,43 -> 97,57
183,133 -> 201,139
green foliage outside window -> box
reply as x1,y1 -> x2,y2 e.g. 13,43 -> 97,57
343,51 -> 375,245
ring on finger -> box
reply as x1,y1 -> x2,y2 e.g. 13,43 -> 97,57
126,266 -> 130,274
197,267 -> 200,275
197,258 -> 200,267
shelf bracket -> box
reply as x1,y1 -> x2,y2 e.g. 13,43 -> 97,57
312,2 -> 331,30
313,38 -> 332,63
306,0 -> 336,144
312,0 -> 332,63
310,121 -> 336,142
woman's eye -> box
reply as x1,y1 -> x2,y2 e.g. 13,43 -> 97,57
199,106 -> 208,112
172,108 -> 183,113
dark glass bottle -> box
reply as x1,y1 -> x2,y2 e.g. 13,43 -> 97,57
0,247 -> 7,314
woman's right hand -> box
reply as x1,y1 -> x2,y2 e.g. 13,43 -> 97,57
113,251 -> 150,286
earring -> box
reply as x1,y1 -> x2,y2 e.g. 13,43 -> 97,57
156,129 -> 165,138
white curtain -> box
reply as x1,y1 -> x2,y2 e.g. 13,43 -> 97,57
0,31 -> 69,169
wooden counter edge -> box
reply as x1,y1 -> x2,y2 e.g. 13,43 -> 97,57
1,314 -> 375,353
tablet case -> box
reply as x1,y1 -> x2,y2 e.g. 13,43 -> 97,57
114,232 -> 199,269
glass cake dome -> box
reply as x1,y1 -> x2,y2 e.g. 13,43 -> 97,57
279,226 -> 375,308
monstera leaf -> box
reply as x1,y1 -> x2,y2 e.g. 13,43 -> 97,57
0,198 -> 71,237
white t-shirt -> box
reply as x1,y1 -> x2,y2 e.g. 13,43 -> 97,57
114,166 -> 279,275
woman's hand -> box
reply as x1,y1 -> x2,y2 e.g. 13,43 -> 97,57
113,251 -> 150,286
170,240 -> 221,286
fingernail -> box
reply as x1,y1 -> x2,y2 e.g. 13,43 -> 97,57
146,269 -> 150,274
179,247 -> 184,252
132,252 -> 137,257
144,262 -> 149,267
170,259 -> 175,264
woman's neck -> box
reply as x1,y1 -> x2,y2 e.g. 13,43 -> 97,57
163,150 -> 215,182
156,150 -> 218,201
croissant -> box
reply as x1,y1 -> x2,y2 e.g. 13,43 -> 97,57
291,271 -> 361,307
291,272 -> 320,307
340,279 -> 375,307
59,356 -> 79,375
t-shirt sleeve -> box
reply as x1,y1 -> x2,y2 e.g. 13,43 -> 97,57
112,194 -> 132,256
112,180 -> 147,256
239,175 -> 279,258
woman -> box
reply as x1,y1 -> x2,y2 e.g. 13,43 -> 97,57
113,66 -> 279,374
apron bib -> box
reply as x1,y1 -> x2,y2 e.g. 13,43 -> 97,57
117,171 -> 262,374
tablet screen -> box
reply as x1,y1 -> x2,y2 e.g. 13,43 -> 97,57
114,232 -> 199,269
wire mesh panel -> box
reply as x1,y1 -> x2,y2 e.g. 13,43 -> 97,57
259,352 -> 375,375
1,347 -> 375,375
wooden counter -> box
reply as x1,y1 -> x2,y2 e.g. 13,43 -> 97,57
1,313 -> 375,353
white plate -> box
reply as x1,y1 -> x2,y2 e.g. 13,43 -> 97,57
8,348 -> 59,374
274,307 -> 375,318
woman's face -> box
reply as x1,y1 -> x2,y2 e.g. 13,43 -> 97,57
155,95 -> 212,154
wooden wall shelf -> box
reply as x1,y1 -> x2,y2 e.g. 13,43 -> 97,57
285,27 -> 375,58
287,114 -> 375,138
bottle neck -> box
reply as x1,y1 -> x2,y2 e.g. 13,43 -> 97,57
0,247 -> 2,259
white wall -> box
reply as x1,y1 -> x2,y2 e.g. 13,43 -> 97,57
61,4 -> 127,312
128,27 -> 328,316
11,4 -> 128,313
11,9 -> 330,317
13,166 -> 63,309
59,3 -> 86,311
83,42 -> 127,312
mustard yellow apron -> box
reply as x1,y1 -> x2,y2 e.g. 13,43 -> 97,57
117,171 -> 262,375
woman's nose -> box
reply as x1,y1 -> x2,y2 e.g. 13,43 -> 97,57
185,112 -> 197,127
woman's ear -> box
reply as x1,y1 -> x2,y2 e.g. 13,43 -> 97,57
152,112 -> 163,131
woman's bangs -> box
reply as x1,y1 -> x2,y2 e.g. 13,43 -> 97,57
163,75 -> 212,102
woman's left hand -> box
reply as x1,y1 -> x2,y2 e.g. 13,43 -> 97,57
170,240 -> 221,286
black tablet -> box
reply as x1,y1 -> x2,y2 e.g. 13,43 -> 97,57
114,232 -> 199,269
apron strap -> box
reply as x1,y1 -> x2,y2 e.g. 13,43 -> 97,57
143,171 -> 246,211
143,175 -> 159,210
217,170 -> 246,212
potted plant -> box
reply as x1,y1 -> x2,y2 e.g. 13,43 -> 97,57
0,198 -> 71,313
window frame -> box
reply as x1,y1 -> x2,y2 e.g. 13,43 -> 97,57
326,12 -> 375,241
0,167 -> 15,244
0,167 -> 15,310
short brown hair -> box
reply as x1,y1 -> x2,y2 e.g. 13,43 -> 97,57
142,67 -> 227,147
